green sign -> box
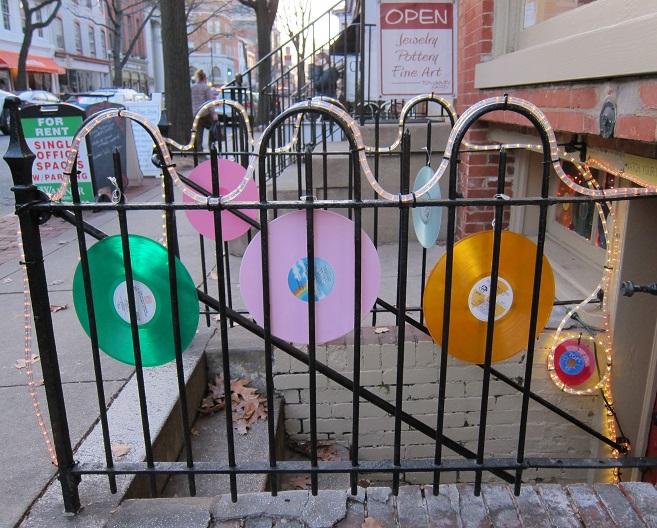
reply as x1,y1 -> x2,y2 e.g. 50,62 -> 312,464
22,115 -> 94,202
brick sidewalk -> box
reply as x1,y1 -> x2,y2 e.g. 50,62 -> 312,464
0,177 -> 162,266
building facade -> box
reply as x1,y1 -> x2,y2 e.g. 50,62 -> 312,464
0,0 -> 65,91
53,0 -> 111,93
459,0 -> 657,482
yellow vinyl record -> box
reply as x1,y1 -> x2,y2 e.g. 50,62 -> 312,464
423,231 -> 555,364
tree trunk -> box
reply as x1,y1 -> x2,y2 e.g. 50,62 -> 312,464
17,22 -> 33,91
160,0 -> 192,143
255,2 -> 272,125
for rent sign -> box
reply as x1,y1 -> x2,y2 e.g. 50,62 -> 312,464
21,107 -> 93,202
380,1 -> 456,97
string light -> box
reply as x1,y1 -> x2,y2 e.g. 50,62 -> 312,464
37,94 -> 652,482
18,229 -> 57,465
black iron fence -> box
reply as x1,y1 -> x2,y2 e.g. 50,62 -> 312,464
6,93 -> 657,515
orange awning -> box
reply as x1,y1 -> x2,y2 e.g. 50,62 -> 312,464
0,50 -> 65,74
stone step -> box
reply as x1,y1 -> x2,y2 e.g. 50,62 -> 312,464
19,327 -> 212,528
161,324 -> 286,497
106,482 -> 657,527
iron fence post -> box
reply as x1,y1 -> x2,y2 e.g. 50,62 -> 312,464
3,97 -> 81,513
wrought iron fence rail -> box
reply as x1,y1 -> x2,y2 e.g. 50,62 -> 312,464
8,92 -> 657,514
70,456 -> 657,478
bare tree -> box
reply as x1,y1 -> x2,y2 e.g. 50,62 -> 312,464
103,0 -> 157,87
237,0 -> 279,123
278,0 -> 311,98
17,0 -> 62,91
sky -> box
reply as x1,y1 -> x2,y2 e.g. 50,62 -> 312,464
275,0 -> 344,57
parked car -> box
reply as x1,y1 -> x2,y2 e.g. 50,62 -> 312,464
211,86 -> 258,124
0,90 -> 61,135
67,88 -> 149,110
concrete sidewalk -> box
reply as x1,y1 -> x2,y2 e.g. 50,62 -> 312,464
0,175 -> 172,528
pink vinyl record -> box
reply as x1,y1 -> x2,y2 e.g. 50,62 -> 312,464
183,159 -> 258,241
239,210 -> 381,344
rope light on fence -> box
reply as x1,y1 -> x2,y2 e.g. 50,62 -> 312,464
38,94 -> 655,480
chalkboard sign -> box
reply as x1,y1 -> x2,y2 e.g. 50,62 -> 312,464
86,102 -> 128,197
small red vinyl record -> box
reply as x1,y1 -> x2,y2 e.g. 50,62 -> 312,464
554,339 -> 596,387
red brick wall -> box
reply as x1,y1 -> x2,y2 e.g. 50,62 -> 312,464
456,1 -> 657,234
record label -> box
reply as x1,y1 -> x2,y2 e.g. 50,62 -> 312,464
288,257 -> 335,302
240,210 -> 381,344
423,231 -> 555,364
412,165 -> 442,248
554,338 -> 595,386
73,235 -> 199,367
113,280 -> 157,324
468,276 -> 513,322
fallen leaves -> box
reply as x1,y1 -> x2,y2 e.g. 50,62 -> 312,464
362,517 -> 383,528
111,442 -> 131,457
288,475 -> 311,490
287,439 -> 342,461
374,327 -> 390,334
198,373 -> 267,435
50,303 -> 68,313
49,279 -> 64,286
15,354 -> 39,369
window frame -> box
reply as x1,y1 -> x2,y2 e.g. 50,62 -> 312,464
88,25 -> 96,57
74,21 -> 83,54
2,0 -> 11,31
476,0 -> 657,88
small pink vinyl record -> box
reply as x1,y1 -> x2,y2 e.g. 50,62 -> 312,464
183,159 -> 258,241
239,210 -> 381,344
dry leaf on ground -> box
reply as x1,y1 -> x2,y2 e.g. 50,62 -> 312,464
50,304 -> 68,312
15,354 -> 39,369
49,279 -> 64,286
190,427 -> 200,436
288,475 -> 311,490
362,517 -> 383,528
374,327 -> 390,334
111,442 -> 131,457
231,378 -> 258,401
197,374 -> 267,433
318,445 -> 340,461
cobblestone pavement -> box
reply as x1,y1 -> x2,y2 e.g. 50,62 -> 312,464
0,177 -> 163,266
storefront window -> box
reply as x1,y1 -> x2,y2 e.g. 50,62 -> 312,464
554,161 -> 614,250
523,0 -> 597,29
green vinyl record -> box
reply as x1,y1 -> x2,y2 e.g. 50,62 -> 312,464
73,234 -> 199,367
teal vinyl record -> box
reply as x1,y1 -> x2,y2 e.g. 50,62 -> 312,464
412,165 -> 442,248
73,234 -> 199,367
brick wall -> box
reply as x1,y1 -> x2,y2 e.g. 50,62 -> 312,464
455,0 -> 657,235
274,326 -> 604,485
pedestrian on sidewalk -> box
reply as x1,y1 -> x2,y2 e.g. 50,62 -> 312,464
309,51 -> 339,99
191,68 -> 217,152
